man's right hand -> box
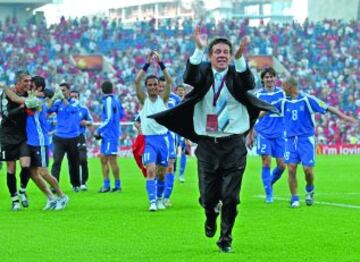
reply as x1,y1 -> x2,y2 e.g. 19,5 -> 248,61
146,50 -> 155,64
246,133 -> 254,149
193,25 -> 207,50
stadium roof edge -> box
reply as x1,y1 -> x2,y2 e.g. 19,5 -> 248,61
108,0 -> 177,9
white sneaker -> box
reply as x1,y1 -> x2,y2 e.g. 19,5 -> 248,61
19,192 -> 29,208
291,200 -> 300,208
156,199 -> 166,210
55,195 -> 70,210
149,202 -> 157,212
80,185 -> 88,191
43,198 -> 57,210
305,191 -> 314,206
163,198 -> 172,208
179,176 -> 185,183
11,202 -> 21,211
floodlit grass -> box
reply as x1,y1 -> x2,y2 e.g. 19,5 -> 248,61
0,155 -> 359,261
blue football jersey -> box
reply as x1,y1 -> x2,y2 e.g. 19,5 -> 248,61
78,105 -> 93,135
254,87 -> 285,138
168,92 -> 181,109
48,98 -> 81,138
97,94 -> 124,140
26,103 -> 49,146
275,92 -> 328,138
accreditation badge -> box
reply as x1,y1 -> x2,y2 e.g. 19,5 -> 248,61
206,114 -> 218,132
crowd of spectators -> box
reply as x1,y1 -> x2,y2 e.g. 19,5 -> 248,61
0,15 -> 358,146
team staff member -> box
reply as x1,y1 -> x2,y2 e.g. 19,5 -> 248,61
48,83 -> 81,192
70,90 -> 93,191
150,27 -> 277,252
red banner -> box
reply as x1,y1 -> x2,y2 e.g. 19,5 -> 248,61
317,144 -> 360,155
248,56 -> 273,69
73,55 -> 103,70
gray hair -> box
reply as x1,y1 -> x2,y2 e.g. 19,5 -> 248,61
15,70 -> 30,84
283,76 -> 298,88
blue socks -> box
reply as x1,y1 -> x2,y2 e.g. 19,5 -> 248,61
104,179 -> 110,189
271,166 -> 285,185
291,195 -> 299,202
306,184 -> 314,193
115,179 -> 121,189
180,153 -> 187,177
146,180 -> 156,202
261,167 -> 272,196
156,179 -> 165,198
164,173 -> 175,199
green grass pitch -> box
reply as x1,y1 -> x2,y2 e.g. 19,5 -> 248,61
0,155 -> 359,261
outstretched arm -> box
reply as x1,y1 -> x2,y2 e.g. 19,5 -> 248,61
0,85 -> 43,109
0,85 -> 25,104
183,25 -> 206,87
134,51 -> 154,105
327,106 -> 358,123
234,37 -> 255,91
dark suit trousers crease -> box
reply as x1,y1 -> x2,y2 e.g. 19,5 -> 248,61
51,135 -> 80,187
195,135 -> 247,237
76,134 -> 89,185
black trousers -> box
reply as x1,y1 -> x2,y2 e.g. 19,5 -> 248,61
51,135 -> 80,187
195,134 -> 247,239
77,134 -> 89,185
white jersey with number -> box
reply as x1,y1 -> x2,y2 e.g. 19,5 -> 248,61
140,96 -> 168,136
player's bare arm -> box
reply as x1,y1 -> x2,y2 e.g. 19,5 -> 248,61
134,51 -> 154,104
154,51 -> 172,102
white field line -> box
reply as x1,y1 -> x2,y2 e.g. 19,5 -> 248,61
254,195 -> 360,209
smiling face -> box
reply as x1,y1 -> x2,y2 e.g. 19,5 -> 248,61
262,72 -> 275,90
209,42 -> 232,72
17,74 -> 32,94
146,78 -> 159,97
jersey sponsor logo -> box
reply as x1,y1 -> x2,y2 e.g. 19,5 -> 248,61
319,100 -> 326,108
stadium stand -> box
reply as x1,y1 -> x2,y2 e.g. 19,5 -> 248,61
0,16 -> 358,147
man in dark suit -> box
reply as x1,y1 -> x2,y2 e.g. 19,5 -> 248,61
150,26 -> 277,253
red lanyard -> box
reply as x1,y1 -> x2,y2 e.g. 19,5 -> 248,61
212,75 -> 226,106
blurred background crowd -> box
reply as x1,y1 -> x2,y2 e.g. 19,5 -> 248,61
0,15 -> 358,148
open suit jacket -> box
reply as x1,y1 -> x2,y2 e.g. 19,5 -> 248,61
150,60 -> 279,142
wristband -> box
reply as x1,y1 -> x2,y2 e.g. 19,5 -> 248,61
142,63 -> 150,72
158,61 -> 166,71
